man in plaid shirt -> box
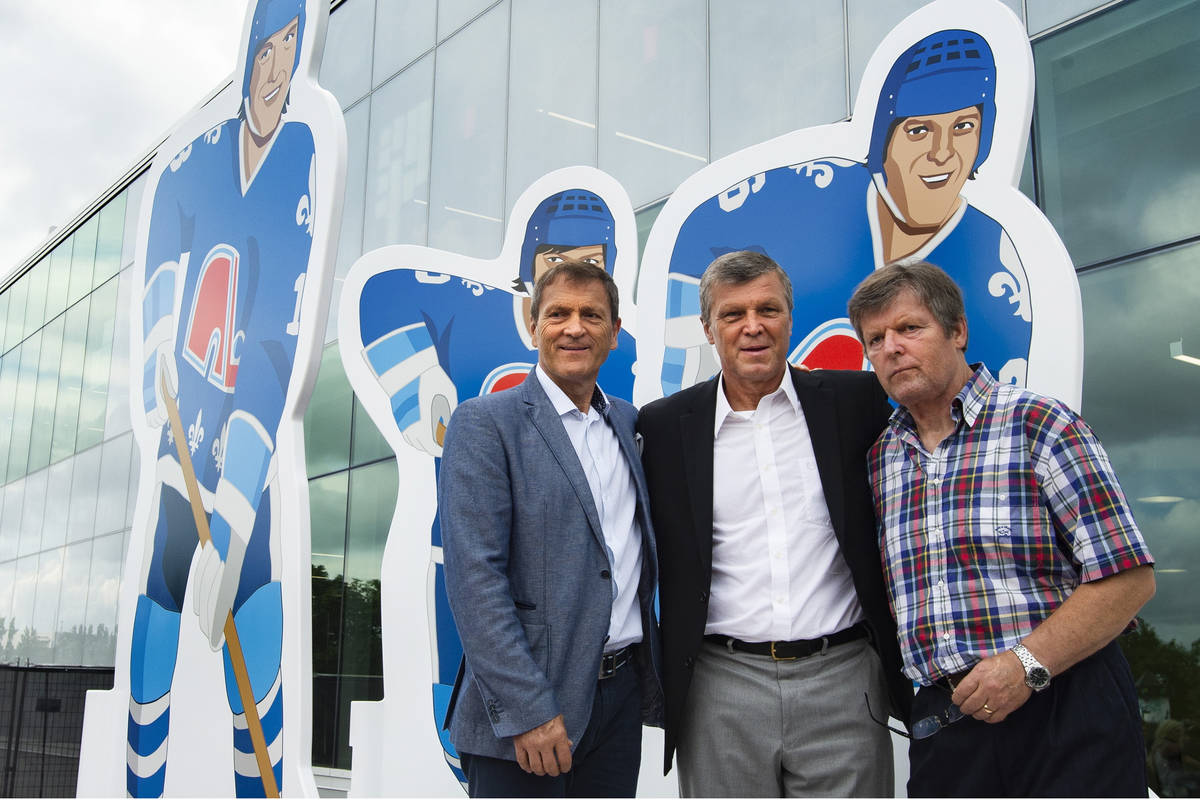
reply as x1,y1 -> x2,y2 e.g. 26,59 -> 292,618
848,262 -> 1156,797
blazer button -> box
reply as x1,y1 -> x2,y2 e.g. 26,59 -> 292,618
684,656 -> 694,669
699,590 -> 708,603
600,569 -> 611,579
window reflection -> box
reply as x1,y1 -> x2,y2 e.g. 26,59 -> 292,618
52,300 -> 89,465
55,539 -> 95,665
77,278 -> 118,452
67,217 -> 98,309
429,3 -> 508,257
8,335 -> 42,481
319,0 -> 375,110
29,316 -> 65,473
83,532 -> 123,666
304,344 -> 353,478
599,0 -> 708,207
1035,0 -> 1200,266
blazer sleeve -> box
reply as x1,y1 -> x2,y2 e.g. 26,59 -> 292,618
438,400 -> 560,738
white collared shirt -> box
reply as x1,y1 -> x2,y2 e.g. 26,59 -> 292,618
706,371 -> 865,641
535,367 -> 644,652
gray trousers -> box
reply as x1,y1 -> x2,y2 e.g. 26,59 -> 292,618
677,636 -> 894,797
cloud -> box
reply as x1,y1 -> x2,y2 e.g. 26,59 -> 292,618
0,1 -> 244,280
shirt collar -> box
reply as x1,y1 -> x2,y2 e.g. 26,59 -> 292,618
889,362 -> 993,437
534,365 -> 608,419
714,368 -> 798,437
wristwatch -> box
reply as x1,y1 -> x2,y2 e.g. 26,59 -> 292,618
1011,643 -> 1051,691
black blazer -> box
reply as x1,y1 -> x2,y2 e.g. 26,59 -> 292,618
637,367 -> 912,775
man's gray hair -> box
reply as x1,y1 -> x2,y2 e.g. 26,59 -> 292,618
530,260 -> 619,323
699,250 -> 793,325
847,261 -> 968,350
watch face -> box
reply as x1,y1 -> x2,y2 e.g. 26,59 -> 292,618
1028,666 -> 1051,689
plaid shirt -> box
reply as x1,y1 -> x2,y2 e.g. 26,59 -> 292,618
868,364 -> 1153,685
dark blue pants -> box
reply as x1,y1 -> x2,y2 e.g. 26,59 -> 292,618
909,641 -> 1147,797
461,663 -> 643,798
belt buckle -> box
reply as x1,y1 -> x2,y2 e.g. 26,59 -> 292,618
770,641 -> 797,661
599,650 -> 619,679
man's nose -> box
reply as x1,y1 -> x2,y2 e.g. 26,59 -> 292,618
928,126 -> 953,165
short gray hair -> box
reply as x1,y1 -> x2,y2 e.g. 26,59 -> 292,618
847,261 -> 967,350
699,250 -> 793,325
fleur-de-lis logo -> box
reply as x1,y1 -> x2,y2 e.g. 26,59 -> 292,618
169,144 -> 192,173
212,418 -> 229,471
460,279 -> 488,297
203,125 -> 222,146
188,409 -> 205,456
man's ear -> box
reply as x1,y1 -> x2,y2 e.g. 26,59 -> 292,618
702,318 -> 714,346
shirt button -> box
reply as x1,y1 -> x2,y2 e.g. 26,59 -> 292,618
600,570 -> 611,579
942,632 -> 951,641
930,477 -> 942,485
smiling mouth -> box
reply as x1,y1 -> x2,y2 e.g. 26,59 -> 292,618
919,173 -> 952,187
262,85 -> 281,104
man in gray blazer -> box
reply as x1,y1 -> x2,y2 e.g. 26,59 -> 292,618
439,260 -> 663,798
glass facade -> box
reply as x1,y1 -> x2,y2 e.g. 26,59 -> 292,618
2,0 -> 1199,789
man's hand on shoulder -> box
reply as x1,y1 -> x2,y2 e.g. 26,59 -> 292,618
951,652 -> 1032,723
514,713 -> 573,776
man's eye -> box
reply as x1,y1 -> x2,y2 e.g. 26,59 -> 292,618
583,258 -> 599,265
545,255 -> 564,264
284,31 -> 296,44
906,124 -> 929,137
258,45 -> 273,63
954,120 -> 976,132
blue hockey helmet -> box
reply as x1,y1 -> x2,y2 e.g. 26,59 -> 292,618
867,29 -> 997,179
518,190 -> 617,289
242,0 -> 307,98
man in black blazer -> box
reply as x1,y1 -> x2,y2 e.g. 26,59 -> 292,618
638,251 -> 911,796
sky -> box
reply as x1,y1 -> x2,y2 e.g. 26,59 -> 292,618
0,1 -> 248,280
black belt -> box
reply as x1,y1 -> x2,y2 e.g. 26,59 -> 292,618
931,667 -> 975,693
705,621 -> 869,661
599,645 -> 634,679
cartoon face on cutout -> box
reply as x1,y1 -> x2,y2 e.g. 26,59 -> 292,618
868,29 -> 997,227
531,244 -> 607,285
247,16 -> 299,138
883,106 -> 982,229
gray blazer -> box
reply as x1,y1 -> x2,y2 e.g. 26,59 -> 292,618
439,369 -> 664,761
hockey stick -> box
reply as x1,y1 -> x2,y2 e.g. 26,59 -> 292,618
160,366 -> 280,798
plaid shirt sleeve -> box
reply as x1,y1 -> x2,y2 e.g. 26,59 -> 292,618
1028,402 -> 1155,582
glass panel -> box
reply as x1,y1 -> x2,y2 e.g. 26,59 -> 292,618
45,240 -> 73,325
10,554 -> 39,663
127,443 -> 140,530
711,0 -> 847,159
1075,243 -> 1200,791
0,352 -> 19,485
52,298 -> 89,463
350,397 -> 391,466
42,458 -> 73,551
373,0 -> 436,85
54,538 -> 94,665
17,468 -> 48,557
311,673 -> 339,768
83,532 -> 123,666
96,433 -> 134,537
105,266 -> 134,438
67,445 -> 102,543
506,0 -> 599,203
310,471 -> 348,675
8,334 -> 42,481
77,278 -> 118,451
0,291 -> 7,354
320,0 -> 375,109
28,315 -> 65,473
4,274 -> 28,353
340,459 -> 395,676
438,0 -> 495,38
122,178 -> 147,270
1034,0 -> 1200,266
23,258 -> 49,340
68,217 -> 99,308
328,100 -> 370,344
599,0 -> 709,206
0,560 -> 15,662
30,547 -> 63,664
363,56 -> 433,251
95,193 -> 127,286
0,480 -> 24,563
332,674 -> 383,769
305,343 -> 354,477
1027,0 -> 1105,33
428,4 -> 508,257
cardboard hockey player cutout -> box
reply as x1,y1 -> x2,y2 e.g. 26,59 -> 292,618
79,0 -> 346,795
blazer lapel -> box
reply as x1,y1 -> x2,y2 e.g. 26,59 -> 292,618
681,378 -> 718,576
520,374 -> 605,547
791,367 -> 847,539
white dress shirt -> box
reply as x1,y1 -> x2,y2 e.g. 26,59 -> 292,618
535,367 -> 644,652
706,372 -> 865,641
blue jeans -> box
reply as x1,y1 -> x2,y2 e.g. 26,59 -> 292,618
462,663 -> 643,797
